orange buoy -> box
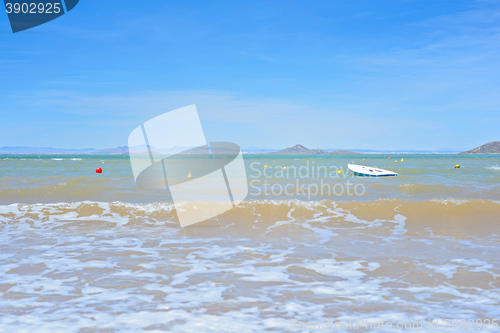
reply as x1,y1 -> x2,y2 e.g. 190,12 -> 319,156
388,157 -> 391,159
96,167 -> 102,173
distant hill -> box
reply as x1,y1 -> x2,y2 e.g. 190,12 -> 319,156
328,150 -> 361,154
97,146 -> 129,154
460,141 -> 500,154
0,146 -> 98,154
0,145 -> 241,155
0,144 -> 471,155
0,146 -> 129,155
270,144 -> 326,154
242,147 -> 280,154
269,144 -> 358,155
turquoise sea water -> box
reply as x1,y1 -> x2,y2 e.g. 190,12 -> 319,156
0,154 -> 498,203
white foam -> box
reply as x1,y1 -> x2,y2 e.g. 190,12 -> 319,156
1,200 -> 499,332
412,238 -> 433,245
391,213 -> 407,235
425,263 -> 458,279
305,259 -> 367,278
431,198 -> 470,205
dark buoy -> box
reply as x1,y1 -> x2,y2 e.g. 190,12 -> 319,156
96,167 -> 102,174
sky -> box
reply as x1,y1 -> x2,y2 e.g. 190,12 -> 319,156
1,0 -> 499,150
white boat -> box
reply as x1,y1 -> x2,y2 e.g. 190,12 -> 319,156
348,164 -> 398,177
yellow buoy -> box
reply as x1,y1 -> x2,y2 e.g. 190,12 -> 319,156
264,164 -> 268,168
362,159 -> 365,162
187,171 -> 193,178
337,170 -> 343,174
455,164 -> 461,168
395,160 -> 398,163
401,158 -> 404,162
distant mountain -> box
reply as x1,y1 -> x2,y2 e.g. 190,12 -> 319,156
0,145 -> 242,155
0,146 -> 98,154
269,144 -> 325,154
269,144 -> 361,155
242,147 -> 280,154
437,148 -> 468,153
0,146 -> 129,155
96,146 -> 129,154
460,141 -> 500,154
175,146 -> 237,155
324,148 -> 463,154
0,144 -> 473,155
328,150 -> 361,154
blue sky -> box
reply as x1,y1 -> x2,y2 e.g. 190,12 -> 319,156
1,0 -> 499,150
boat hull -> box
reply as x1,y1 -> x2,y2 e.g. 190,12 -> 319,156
348,164 -> 398,177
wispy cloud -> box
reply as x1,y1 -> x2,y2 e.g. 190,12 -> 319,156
16,89 -> 441,149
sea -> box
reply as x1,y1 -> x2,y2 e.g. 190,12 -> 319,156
0,154 -> 499,332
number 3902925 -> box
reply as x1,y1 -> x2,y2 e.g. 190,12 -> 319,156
5,3 -> 62,14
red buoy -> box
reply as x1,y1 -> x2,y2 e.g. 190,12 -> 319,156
96,167 -> 102,173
